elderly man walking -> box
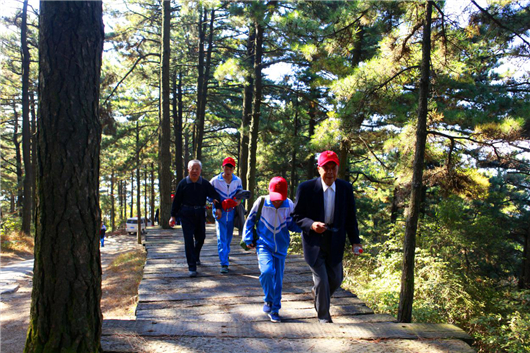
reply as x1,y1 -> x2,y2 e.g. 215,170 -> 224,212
171,160 -> 221,277
292,150 -> 362,323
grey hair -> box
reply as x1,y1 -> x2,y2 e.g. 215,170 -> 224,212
188,159 -> 202,169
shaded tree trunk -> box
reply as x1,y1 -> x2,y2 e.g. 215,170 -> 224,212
158,0 -> 172,229
21,0 -> 33,235
130,171 -> 134,218
338,138 -> 350,181
13,103 -> 23,214
184,130 -> 190,175
121,180 -> 126,221
144,169 -> 148,224
136,122 -> 142,244
306,94 -> 317,180
31,91 -> 37,222
239,27 -> 255,190
390,186 -> 399,224
174,71 -> 184,183
290,92 -> 299,200
150,162 -> 155,227
194,8 -> 215,160
24,2 -> 104,351
520,224 -> 530,289
246,20 -> 264,208
110,170 -> 115,231
398,0 -> 432,324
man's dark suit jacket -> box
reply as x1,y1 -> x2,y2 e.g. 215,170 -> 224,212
292,177 -> 360,267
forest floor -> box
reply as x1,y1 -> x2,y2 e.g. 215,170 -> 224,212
0,229 -> 146,352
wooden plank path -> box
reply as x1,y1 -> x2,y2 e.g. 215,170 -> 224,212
102,226 -> 474,352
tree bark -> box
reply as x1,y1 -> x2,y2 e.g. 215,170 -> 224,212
306,93 -> 317,180
150,163 -> 155,226
24,2 -> 104,351
338,137 -> 350,181
130,171 -> 134,218
31,91 -> 37,223
398,0 -> 432,324
110,170 -> 115,231
13,103 -> 23,214
174,71 -> 184,183
21,0 -> 33,235
159,0 -> 172,229
520,225 -> 530,289
194,8 -> 215,160
144,169 -> 148,224
136,121 -> 142,244
239,27 -> 255,190
290,93 -> 299,200
246,19 -> 264,208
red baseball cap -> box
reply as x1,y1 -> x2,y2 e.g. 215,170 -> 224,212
222,157 -> 236,167
317,150 -> 340,167
269,177 -> 288,202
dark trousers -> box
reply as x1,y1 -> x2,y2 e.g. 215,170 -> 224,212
308,248 -> 344,321
179,207 -> 206,272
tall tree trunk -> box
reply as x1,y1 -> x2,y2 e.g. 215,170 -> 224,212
290,93 -> 299,200
150,163 -> 155,227
110,170 -> 115,231
390,186 -> 399,224
398,0 -> 432,324
239,27 -> 255,190
13,103 -> 23,214
136,122 -> 142,244
158,0 -> 172,229
184,129 -> 190,175
144,169 -> 148,224
246,20 -> 264,208
306,94 -> 317,180
21,0 -> 33,235
130,171 -> 134,218
174,71 -> 184,183
520,224 -> 530,289
194,8 -> 215,160
194,8 -> 206,159
10,192 -> 15,213
31,91 -> 37,223
121,180 -> 126,221
338,137 -> 350,181
25,2 -> 104,351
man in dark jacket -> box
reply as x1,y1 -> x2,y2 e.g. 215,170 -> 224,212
170,160 -> 221,277
292,150 -> 362,323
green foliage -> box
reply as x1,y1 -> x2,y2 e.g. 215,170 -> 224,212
470,290 -> 530,353
0,215 -> 22,236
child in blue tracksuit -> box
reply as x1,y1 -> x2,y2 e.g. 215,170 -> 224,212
100,222 -> 106,247
210,157 -> 242,273
243,177 -> 301,323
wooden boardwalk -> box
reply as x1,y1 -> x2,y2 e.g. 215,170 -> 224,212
101,226 -> 474,352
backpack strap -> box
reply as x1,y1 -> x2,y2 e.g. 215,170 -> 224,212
252,196 -> 266,242
255,196 -> 265,223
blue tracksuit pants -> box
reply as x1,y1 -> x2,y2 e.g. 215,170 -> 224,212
257,248 -> 286,313
215,213 -> 234,267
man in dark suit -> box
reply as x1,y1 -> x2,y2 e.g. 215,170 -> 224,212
292,150 -> 362,323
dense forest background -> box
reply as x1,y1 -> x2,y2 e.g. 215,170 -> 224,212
1,0 -> 529,351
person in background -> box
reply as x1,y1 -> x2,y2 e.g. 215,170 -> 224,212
100,222 -> 107,247
243,177 -> 301,323
170,160 -> 221,277
292,150 -> 362,323
210,157 -> 243,274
